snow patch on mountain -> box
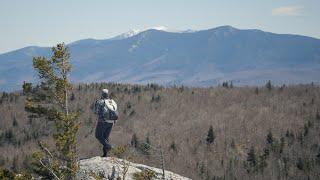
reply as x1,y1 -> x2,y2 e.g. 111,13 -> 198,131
179,29 -> 197,33
150,26 -> 168,31
111,29 -> 141,40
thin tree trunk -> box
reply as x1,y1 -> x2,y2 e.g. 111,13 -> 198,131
160,145 -> 165,179
62,57 -> 69,116
65,85 -> 68,116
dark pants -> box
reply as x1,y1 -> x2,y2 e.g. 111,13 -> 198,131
95,121 -> 113,156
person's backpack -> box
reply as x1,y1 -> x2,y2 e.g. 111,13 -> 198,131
102,99 -> 118,121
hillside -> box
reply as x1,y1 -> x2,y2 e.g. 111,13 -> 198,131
0,83 -> 320,179
1,26 -> 320,91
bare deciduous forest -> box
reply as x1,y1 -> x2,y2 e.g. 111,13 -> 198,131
0,82 -> 320,179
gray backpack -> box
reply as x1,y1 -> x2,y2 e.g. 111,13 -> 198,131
102,99 -> 118,121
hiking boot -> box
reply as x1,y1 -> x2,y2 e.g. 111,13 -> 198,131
102,148 -> 108,157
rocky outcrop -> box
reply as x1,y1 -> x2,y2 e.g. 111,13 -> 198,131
77,156 -> 191,180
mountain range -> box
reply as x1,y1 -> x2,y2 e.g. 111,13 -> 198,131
0,25 -> 320,91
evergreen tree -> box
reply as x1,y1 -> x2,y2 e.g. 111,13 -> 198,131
222,82 -> 229,88
265,80 -> 272,91
280,136 -> 285,154
230,81 -> 233,88
12,116 -> 18,127
0,168 -> 15,179
22,81 -> 32,95
303,123 -> 309,136
230,139 -> 236,149
139,136 -> 151,155
316,110 -> 320,120
206,125 -> 215,144
23,43 -> 80,179
316,149 -> 320,165
5,129 -> 15,144
0,156 -> 4,167
266,130 -> 274,145
266,130 -> 282,153
131,133 -> 139,148
145,136 -> 151,151
11,156 -> 18,173
70,92 -> 75,101
245,146 -> 260,173
257,154 -> 267,173
297,158 -> 304,170
285,129 -> 295,146
170,141 -> 177,153
255,87 -> 259,95
247,146 -> 257,167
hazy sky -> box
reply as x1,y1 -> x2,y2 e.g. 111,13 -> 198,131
0,0 -> 319,53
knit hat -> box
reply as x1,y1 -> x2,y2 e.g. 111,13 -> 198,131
102,89 -> 109,95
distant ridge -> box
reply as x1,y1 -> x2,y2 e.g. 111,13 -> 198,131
0,26 -> 320,91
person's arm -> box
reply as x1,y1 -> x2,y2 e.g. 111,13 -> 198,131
94,100 -> 99,114
113,99 -> 118,126
90,100 -> 99,135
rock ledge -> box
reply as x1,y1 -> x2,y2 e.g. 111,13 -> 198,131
77,156 -> 191,180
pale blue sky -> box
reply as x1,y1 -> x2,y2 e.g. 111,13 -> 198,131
0,0 -> 319,53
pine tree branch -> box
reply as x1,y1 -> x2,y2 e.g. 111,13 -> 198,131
38,141 -> 53,158
38,159 -> 61,180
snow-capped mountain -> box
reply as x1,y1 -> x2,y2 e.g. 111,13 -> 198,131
1,26 -> 320,91
110,27 -> 195,41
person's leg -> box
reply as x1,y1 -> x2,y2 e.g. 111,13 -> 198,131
95,121 -> 108,157
102,123 -> 114,156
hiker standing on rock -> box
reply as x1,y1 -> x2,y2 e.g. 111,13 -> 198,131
94,89 -> 119,157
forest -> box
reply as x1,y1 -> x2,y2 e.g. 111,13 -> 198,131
0,82 -> 320,179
